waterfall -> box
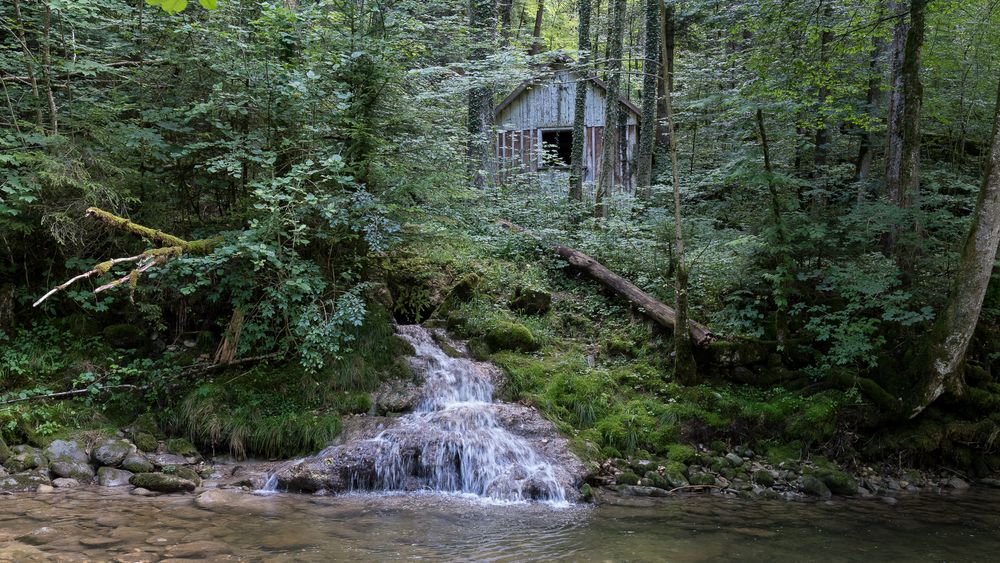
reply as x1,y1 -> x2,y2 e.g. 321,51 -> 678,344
255,473 -> 279,495
353,325 -> 568,503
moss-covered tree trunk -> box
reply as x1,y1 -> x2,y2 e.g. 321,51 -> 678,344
635,0 -> 660,200
569,0 -> 591,201
467,0 -> 497,190
906,77 -> 1000,418
883,0 -> 926,272
594,0 -> 626,218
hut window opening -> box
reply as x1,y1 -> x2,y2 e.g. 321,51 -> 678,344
541,129 -> 573,168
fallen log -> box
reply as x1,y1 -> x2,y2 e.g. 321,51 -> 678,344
499,220 -> 714,346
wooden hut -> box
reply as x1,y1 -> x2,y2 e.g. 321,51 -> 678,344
494,68 -> 642,189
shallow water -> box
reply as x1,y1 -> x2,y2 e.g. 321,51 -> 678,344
3,487 -> 1000,562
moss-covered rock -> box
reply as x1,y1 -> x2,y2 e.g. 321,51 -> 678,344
91,439 -> 132,467
49,459 -> 95,482
643,471 -> 669,489
162,464 -> 202,486
7,445 -> 46,472
509,288 -> 551,316
165,438 -> 199,459
663,461 -> 689,488
753,470 -> 776,487
96,467 -> 134,487
129,472 -> 196,493
815,469 -> 858,496
689,471 -> 717,486
0,471 -> 51,493
801,475 -> 831,498
485,322 -> 539,352
42,439 -> 89,464
121,453 -> 154,474
617,470 -> 640,486
132,432 -> 158,453
665,444 -> 696,464
0,436 -> 11,464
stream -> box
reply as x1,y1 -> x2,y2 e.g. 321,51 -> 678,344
3,486 -> 1000,561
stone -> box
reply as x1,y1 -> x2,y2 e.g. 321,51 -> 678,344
148,453 -> 188,468
162,464 -> 202,486
946,477 -> 970,490
663,462 -> 689,488
616,485 -> 670,497
752,469 -> 775,487
7,445 -> 46,472
92,439 -> 133,466
817,470 -> 858,496
79,537 -> 123,548
129,472 -> 196,493
52,478 -> 81,488
49,459 -> 95,482
130,487 -> 155,497
689,472 -> 716,486
121,453 -> 155,473
97,467 -> 134,487
801,475 -> 832,498
0,471 -> 51,493
18,527 -> 59,546
131,432 -> 158,453
164,540 -> 233,559
616,470 -> 640,486
0,436 -> 9,464
165,438 -> 200,459
35,484 -> 55,493
43,440 -> 89,463
509,288 -> 551,315
725,452 -> 744,467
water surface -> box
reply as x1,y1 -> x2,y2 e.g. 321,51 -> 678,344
3,487 -> 999,561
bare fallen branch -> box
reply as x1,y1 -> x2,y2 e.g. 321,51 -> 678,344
0,384 -> 143,406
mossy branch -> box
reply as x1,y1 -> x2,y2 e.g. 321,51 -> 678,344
34,207 -> 221,307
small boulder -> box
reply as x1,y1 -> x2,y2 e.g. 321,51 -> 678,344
753,470 -> 775,487
947,477 -> 970,490
818,470 -> 858,496
121,453 -> 155,474
509,288 -> 551,316
7,445 -> 46,472
0,472 -> 51,493
92,439 -> 133,467
616,470 -> 640,486
664,462 -> 689,488
162,464 -> 202,486
129,472 -> 196,493
0,436 -> 11,464
725,452 -> 744,467
130,487 -> 155,497
147,453 -> 188,468
131,432 -> 158,453
49,459 -> 95,482
616,485 -> 670,497
97,467 -> 134,487
52,478 -> 80,488
36,484 -> 55,494
801,475 -> 832,498
485,321 -> 539,352
164,540 -> 233,559
42,440 -> 88,464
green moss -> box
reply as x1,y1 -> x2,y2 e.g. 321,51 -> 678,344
485,322 -> 539,352
766,441 -> 802,465
617,470 -> 640,485
665,444 -> 696,464
337,392 -> 373,415
166,438 -> 199,458
132,432 -> 158,452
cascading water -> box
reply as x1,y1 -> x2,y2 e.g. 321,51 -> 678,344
254,473 -> 279,495
353,325 -> 568,502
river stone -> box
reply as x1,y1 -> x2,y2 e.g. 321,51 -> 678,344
0,437 -> 9,464
43,439 -> 89,464
753,469 -> 775,487
131,432 -> 158,453
129,472 -> 196,493
0,471 -> 51,492
18,527 -> 59,546
818,470 -> 858,496
121,453 -> 155,473
162,464 -> 202,486
947,477 -> 970,490
92,439 -> 133,467
52,477 -> 81,488
97,467 -> 134,487
616,485 -> 670,497
130,487 -> 156,497
79,536 -> 123,548
164,540 -> 233,558
148,453 -> 188,468
725,452 -> 744,467
36,484 -> 55,493
50,458 -> 95,482
801,475 -> 832,498
7,445 -> 46,472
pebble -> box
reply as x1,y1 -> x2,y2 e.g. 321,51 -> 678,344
35,484 -> 55,494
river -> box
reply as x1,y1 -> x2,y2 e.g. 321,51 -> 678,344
2,486 -> 998,561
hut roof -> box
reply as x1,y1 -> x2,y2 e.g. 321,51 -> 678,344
495,69 -> 643,120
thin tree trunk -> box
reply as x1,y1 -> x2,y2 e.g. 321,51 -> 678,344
663,38 -> 697,384
11,0 -> 44,129
595,0 -> 626,218
467,0 -> 497,190
814,0 -> 833,172
528,0 -> 544,55
656,4 -> 675,148
499,0 -> 514,44
40,2 -> 58,135
906,77 -> 1000,419
570,0 -> 592,201
635,0 -> 660,199
894,0 -> 927,272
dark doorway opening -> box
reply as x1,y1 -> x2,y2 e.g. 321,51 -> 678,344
541,129 -> 573,167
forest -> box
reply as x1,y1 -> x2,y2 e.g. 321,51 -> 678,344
3,0 -> 1000,528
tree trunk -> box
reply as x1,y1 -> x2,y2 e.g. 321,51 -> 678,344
595,0 -> 626,218
883,0 -> 926,269
40,1 -> 58,135
656,4 -> 675,148
635,0 -> 660,199
528,0 -> 544,55
906,77 -> 1000,419
662,31 -> 697,383
498,221 -> 713,345
499,0 -> 513,44
813,0 -> 833,173
855,36 -> 886,188
569,0 -> 592,201
11,0 -> 44,129
467,0 -> 497,190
